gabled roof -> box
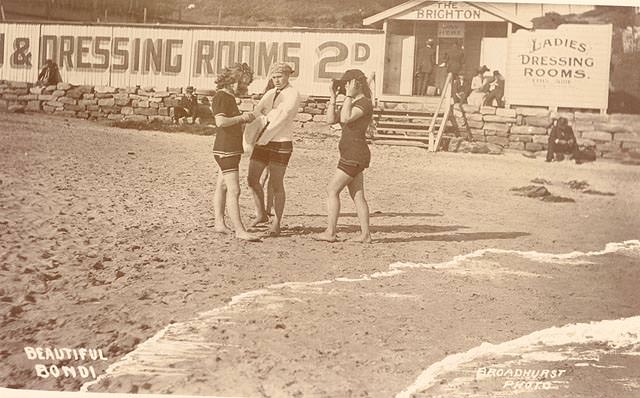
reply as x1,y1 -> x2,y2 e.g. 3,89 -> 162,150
363,1 -> 533,29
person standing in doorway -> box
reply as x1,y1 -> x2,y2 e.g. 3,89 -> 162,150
247,63 -> 301,237
444,40 -> 465,78
416,38 -> 436,96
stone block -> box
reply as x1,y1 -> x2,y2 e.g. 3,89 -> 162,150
149,97 -> 163,103
313,114 -> 327,122
2,93 -> 18,101
53,110 -> 77,117
509,134 -> 533,143
149,102 -> 159,109
133,100 -> 149,108
66,88 -> 86,99
495,108 -> 516,118
38,94 -> 54,101
295,113 -> 313,122
468,113 -> 484,122
480,106 -> 496,115
511,125 -> 547,135
509,141 -> 525,151
45,100 -> 64,108
514,107 -> 550,117
483,122 -> 510,134
29,86 -> 44,95
613,132 -> 640,143
108,114 -> 124,121
86,105 -> 100,111
525,115 -> 551,128
77,111 -> 90,119
9,81 -> 30,89
486,136 -> 509,147
483,115 -> 516,123
593,123 -> 630,134
98,98 -> 115,107
64,104 -> 85,112
118,87 -> 139,94
8,104 -> 26,113
152,91 -> 170,98
52,90 -> 65,97
577,138 -> 596,148
581,131 -> 613,142
42,105 -> 56,113
158,107 -> 169,116
596,142 -> 621,153
95,93 -> 114,99
163,98 -> 180,107
44,85 -> 57,93
150,115 -> 173,123
304,107 -> 323,115
134,107 -> 158,116
56,82 -> 72,90
18,94 -> 38,101
83,93 -> 95,99
462,104 -> 479,113
574,112 -> 609,123
101,106 -> 121,114
532,135 -> 549,144
79,99 -> 97,106
124,115 -> 148,122
58,97 -> 77,105
467,120 -> 484,129
525,142 -> 545,152
573,122 -> 595,132
622,141 -> 640,150
95,86 -> 117,94
121,107 -> 134,115
26,100 -> 41,112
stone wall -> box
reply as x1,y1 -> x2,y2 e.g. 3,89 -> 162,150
2,79 -> 640,158
450,103 -> 640,157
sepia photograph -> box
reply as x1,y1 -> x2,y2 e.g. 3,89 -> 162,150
1,0 -> 639,397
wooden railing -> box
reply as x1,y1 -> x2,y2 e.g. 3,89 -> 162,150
427,72 -> 453,152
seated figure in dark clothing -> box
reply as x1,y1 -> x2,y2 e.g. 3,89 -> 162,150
546,117 -> 578,162
173,86 -> 198,124
37,59 -> 63,86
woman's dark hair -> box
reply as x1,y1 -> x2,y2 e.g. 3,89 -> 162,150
355,76 -> 372,99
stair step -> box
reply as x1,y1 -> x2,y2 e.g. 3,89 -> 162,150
372,140 -> 430,149
376,126 -> 440,134
373,133 -> 432,141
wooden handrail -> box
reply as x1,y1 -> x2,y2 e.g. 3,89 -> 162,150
427,72 -> 453,152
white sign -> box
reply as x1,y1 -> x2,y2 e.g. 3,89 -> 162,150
506,24 -> 612,110
438,22 -> 465,38
0,22 -> 384,96
394,1 -> 502,22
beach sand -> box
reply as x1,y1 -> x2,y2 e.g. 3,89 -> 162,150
0,111 -> 639,396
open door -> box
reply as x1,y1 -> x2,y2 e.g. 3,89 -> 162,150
383,34 -> 415,95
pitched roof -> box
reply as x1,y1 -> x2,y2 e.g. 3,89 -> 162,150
363,1 -> 533,29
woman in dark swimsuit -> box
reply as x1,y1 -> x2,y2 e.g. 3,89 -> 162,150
315,69 -> 373,243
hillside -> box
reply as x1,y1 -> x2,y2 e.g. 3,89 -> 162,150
2,0 -> 407,27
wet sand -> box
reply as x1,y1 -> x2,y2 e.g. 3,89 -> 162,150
0,111 -> 639,395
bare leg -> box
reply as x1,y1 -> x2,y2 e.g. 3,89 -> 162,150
347,172 -> 372,243
314,169 -> 352,242
266,162 -> 288,236
247,159 -> 269,226
261,168 -> 274,216
223,171 -> 260,241
213,169 -> 232,234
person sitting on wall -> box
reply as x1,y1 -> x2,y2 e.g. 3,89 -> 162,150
546,117 -> 579,162
466,65 -> 490,107
484,70 -> 505,107
36,59 -> 62,86
451,73 -> 467,104
173,86 -> 198,124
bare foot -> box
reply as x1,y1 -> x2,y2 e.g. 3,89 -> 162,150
235,231 -> 262,242
265,224 -> 281,237
214,225 -> 233,234
349,233 -> 373,244
312,232 -> 338,242
249,216 -> 269,228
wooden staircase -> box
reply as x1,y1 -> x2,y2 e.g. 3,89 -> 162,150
371,73 -> 453,152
